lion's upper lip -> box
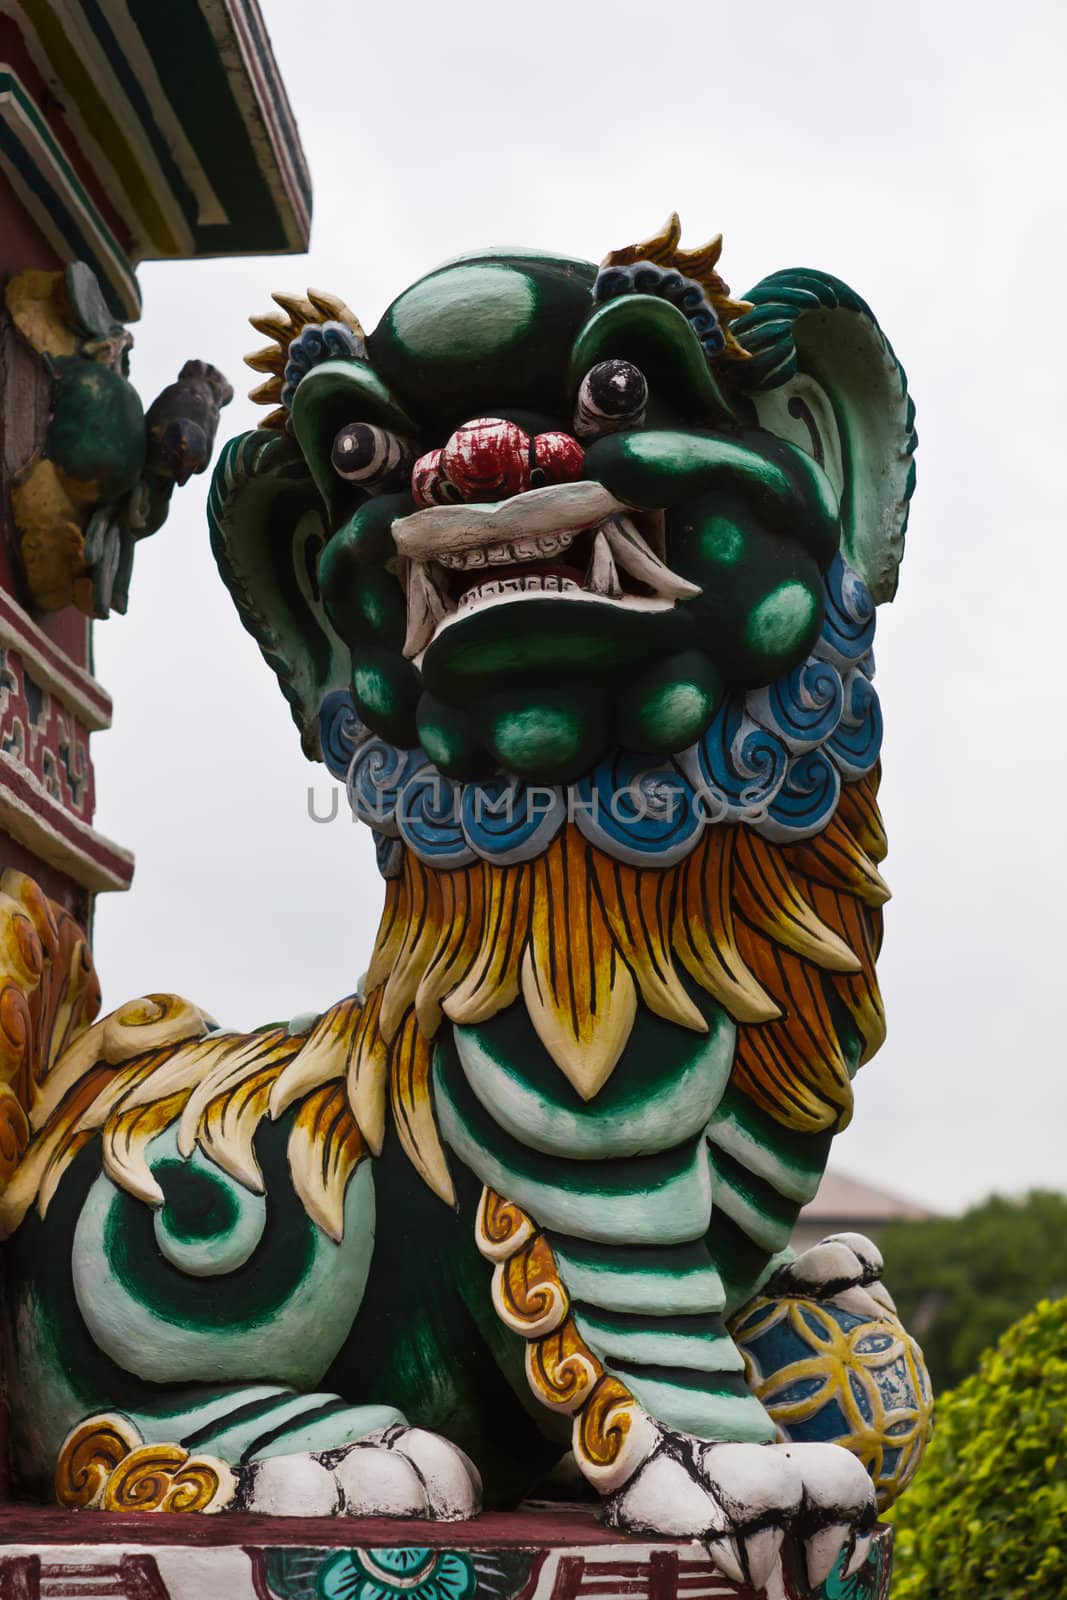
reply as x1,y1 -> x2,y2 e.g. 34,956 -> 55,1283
391,481 -> 629,560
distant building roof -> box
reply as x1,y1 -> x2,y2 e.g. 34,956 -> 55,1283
799,1169 -> 935,1227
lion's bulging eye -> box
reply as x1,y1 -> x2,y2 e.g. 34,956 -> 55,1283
332,423 -> 415,489
574,360 -> 648,442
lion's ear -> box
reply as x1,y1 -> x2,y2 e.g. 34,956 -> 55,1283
731,270 -> 915,603
208,429 -> 350,759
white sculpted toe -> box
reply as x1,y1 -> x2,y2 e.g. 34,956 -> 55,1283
236,1425 -> 483,1519
238,1453 -> 341,1516
332,1441 -> 428,1516
374,1424 -> 482,1519
606,1450 -> 722,1539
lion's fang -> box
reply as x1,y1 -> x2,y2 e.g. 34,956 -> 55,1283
599,516 -> 701,599
585,529 -> 623,598
403,562 -> 452,658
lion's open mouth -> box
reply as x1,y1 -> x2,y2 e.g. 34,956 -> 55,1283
391,482 -> 701,660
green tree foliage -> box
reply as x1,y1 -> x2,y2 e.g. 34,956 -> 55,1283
880,1190 -> 1067,1391
890,1297 -> 1067,1599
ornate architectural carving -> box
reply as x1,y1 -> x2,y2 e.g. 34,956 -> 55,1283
0,588 -> 131,891
5,262 -> 232,618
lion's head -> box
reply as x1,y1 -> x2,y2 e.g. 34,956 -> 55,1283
210,218 -> 913,792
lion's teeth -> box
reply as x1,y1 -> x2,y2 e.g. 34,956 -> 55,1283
405,516 -> 692,657
439,529 -> 577,567
600,515 -> 701,599
458,574 -> 580,611
509,530 -> 576,559
585,529 -> 623,598
439,546 -> 489,570
403,562 -> 452,658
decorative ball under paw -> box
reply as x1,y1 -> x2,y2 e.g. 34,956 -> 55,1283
732,1295 -> 933,1512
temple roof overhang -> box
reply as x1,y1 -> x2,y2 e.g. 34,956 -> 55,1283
0,0 -> 310,318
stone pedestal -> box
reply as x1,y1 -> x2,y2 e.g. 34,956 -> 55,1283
0,1507 -> 892,1600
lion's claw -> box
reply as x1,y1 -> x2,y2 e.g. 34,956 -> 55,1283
606,1427 -> 875,1592
845,1531 -> 874,1578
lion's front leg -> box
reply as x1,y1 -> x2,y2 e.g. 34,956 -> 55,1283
474,1186 -> 875,1593
436,1001 -> 876,1587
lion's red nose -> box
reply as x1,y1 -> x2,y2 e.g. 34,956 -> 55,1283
411,418 -> 585,507
444,418 -> 529,501
531,430 -> 585,488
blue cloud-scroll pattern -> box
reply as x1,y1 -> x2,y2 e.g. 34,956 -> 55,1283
747,658 -> 845,755
319,555 -> 880,877
459,777 -> 565,866
282,320 -> 365,410
593,262 -> 727,358
396,767 -> 469,868
815,554 -> 876,672
572,754 -> 706,867
675,702 -> 788,823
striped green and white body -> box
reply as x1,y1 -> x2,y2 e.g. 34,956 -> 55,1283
437,993 -> 829,1450
5,992 -> 829,1498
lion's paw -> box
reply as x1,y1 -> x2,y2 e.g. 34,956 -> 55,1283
770,1231 -> 898,1321
237,1424 -> 482,1519
605,1429 -> 875,1592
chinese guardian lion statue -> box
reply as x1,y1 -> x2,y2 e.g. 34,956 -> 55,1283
0,219 -> 931,1596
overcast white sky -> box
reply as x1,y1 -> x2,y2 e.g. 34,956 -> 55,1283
90,0 -> 1066,1215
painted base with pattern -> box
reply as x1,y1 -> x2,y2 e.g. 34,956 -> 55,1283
0,1510 -> 893,1600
